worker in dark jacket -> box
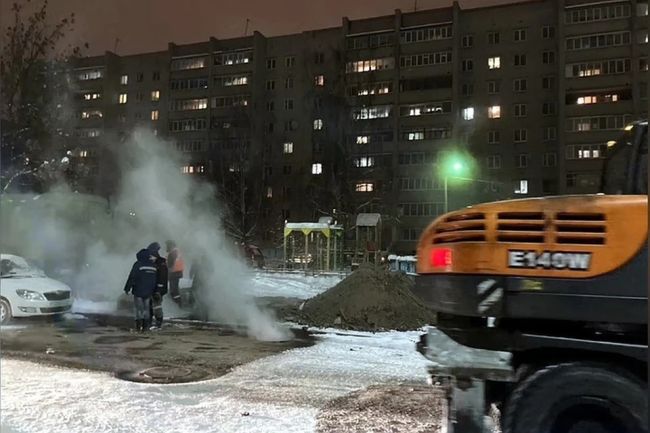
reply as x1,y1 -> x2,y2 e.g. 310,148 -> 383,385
166,240 -> 185,306
124,248 -> 157,332
147,242 -> 168,329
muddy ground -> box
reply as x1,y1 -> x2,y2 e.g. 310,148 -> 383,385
0,314 -> 312,383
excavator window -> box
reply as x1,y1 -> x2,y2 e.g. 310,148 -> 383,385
601,123 -> 648,195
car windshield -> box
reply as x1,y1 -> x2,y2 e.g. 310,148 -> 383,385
0,256 -> 47,278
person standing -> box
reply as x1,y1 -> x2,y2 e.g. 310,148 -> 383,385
166,240 -> 185,306
147,242 -> 168,329
124,248 -> 157,332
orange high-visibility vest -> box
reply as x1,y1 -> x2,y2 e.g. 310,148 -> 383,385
169,248 -> 185,273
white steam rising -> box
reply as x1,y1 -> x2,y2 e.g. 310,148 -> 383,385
2,128 -> 290,341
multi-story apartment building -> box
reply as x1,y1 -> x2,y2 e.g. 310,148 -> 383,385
68,0 -> 648,254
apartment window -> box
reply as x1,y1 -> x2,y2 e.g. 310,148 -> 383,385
120,74 -> 128,85
265,187 -> 273,199
462,59 -> 474,72
542,102 -> 556,115
542,76 -> 555,90
82,92 -> 101,100
573,92 -> 625,105
151,90 -> 160,101
347,57 -> 395,73
285,77 -> 294,89
314,75 -> 325,86
514,104 -> 527,117
283,165 -> 293,175
542,51 -> 555,64
487,155 -> 502,169
641,58 -> 649,72
280,99 -> 293,111
566,31 -> 631,50
169,118 -> 208,132
215,51 -> 252,66
314,52 -> 325,64
567,115 -> 632,132
170,77 -> 208,90
355,182 -> 374,192
638,2 -> 649,16
119,93 -> 128,104
462,107 -> 475,120
350,81 -> 392,96
283,142 -> 294,154
401,127 -> 451,141
220,75 -> 249,86
514,54 -> 527,66
173,98 -> 209,111
285,56 -> 296,67
542,25 -> 555,39
543,126 -> 557,141
313,119 -> 323,130
566,143 -> 608,159
488,80 -> 500,94
352,105 -> 391,120
400,51 -> 454,67
135,92 -> 144,102
488,105 -> 501,119
488,130 -> 500,144
266,101 -> 274,112
514,29 -> 527,42
399,101 -> 452,116
565,4 -> 632,23
171,56 -> 206,70
266,80 -> 275,90
267,58 -> 276,69
516,154 -> 529,168
514,129 -> 528,142
488,56 -> 501,69
354,156 -> 375,168
566,58 -> 631,77
462,83 -> 474,96
136,72 -> 144,82
462,34 -> 474,48
284,120 -> 298,131
152,71 -> 160,81
151,110 -> 159,121
312,163 -> 323,174
543,152 -> 557,167
513,78 -> 528,92
80,110 -> 103,119
400,24 -> 453,43
638,30 -> 649,44
488,31 -> 500,44
514,180 -> 528,194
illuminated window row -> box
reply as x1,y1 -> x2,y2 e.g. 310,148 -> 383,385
181,165 -> 205,174
169,118 -> 207,132
170,98 -> 208,111
216,75 -> 249,86
566,115 -> 632,132
80,110 -> 103,119
171,57 -> 206,71
401,127 -> 451,141
565,144 -> 607,160
347,81 -> 392,96
346,57 -> 394,73
399,101 -> 451,117
77,69 -> 103,81
565,58 -> 630,78
352,105 -> 391,120
214,50 -> 252,66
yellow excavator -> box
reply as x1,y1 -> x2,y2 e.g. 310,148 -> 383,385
414,121 -> 647,433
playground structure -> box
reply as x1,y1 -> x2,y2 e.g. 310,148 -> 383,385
352,213 -> 382,266
283,217 -> 344,272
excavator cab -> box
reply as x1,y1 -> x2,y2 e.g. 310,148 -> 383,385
601,121 -> 648,195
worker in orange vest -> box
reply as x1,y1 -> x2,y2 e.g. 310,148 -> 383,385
165,240 -> 185,305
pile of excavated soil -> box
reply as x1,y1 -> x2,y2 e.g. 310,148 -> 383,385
300,264 -> 436,331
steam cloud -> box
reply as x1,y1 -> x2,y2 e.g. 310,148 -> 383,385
2,128 -> 290,341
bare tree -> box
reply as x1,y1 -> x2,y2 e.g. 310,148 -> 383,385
0,0 -> 87,192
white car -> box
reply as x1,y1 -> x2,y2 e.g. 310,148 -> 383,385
0,254 -> 73,324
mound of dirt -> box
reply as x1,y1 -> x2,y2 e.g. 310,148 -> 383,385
300,264 -> 436,331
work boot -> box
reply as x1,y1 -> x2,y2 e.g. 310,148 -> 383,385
133,320 -> 139,333
137,319 -> 145,333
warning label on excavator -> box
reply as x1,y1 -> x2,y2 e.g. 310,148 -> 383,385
508,250 -> 592,271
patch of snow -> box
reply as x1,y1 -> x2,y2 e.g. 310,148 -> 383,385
247,272 -> 342,299
0,329 -> 431,433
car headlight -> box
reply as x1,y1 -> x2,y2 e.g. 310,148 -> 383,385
16,290 -> 46,301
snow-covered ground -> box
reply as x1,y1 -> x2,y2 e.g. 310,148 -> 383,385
246,272 -> 342,299
1,329 -> 430,433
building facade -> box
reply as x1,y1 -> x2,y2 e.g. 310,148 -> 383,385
68,0 -> 648,254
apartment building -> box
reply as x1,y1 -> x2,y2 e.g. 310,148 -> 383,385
68,0 -> 648,253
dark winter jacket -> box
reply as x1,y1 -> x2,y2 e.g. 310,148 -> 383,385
124,249 -> 157,298
154,256 -> 168,296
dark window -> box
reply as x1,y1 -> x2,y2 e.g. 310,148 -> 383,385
462,83 -> 474,96
283,165 -> 292,174
314,52 -> 325,64
514,54 -> 527,66
542,76 -> 555,90
136,72 -> 144,82
462,34 -> 474,48
542,51 -> 556,64
152,71 -> 161,81
488,31 -> 500,44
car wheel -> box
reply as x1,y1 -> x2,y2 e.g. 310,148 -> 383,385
0,298 -> 13,325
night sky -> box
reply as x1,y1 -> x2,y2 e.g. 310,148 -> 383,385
1,0 -> 530,56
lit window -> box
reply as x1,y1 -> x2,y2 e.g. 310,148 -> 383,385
354,156 -> 375,167
151,90 -> 160,101
266,187 -> 273,198
312,163 -> 323,174
314,75 -> 325,86
488,105 -> 501,119
81,110 -> 103,119
462,107 -> 475,120
313,119 -> 323,130
119,93 -> 128,104
151,110 -> 159,121
488,56 -> 501,69
80,150 -> 88,158
355,182 -> 374,192
356,135 -> 369,144
515,180 -> 528,194
83,92 -> 101,100
283,142 -> 294,154
120,75 -> 128,85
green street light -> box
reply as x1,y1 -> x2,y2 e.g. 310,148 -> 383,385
439,151 -> 474,213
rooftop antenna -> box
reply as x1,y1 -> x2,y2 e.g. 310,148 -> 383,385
244,18 -> 250,36
414,0 -> 418,11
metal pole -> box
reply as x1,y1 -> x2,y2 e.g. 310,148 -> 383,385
444,176 -> 449,213
326,233 -> 331,272
304,233 -> 309,272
